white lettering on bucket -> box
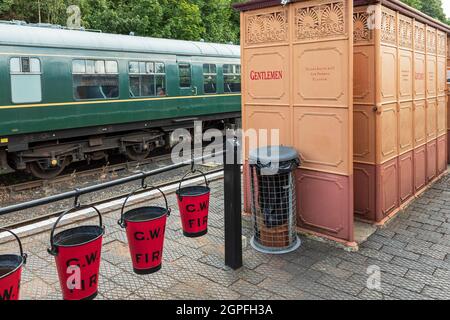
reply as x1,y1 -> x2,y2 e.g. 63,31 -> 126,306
66,265 -> 81,290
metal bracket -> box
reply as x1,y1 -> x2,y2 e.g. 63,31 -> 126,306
140,172 -> 148,189
73,188 -> 81,207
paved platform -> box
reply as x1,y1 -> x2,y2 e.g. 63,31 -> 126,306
2,173 -> 450,300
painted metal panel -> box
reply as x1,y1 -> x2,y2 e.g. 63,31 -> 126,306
376,157 -> 399,220
448,93 -> 450,131
414,53 -> 426,100
293,41 -> 350,108
437,31 -> 447,57
448,131 -> 450,165
414,100 -> 427,147
244,46 -> 290,105
244,105 -> 291,159
381,7 -> 397,47
426,26 -> 437,56
296,168 -> 353,241
427,139 -> 437,182
399,49 -> 413,102
398,102 -> 414,154
243,6 -> 289,48
380,45 -> 398,104
437,57 -> 446,96
437,134 -> 447,175
399,151 -> 414,204
426,55 -> 437,98
294,107 -> 350,175
398,14 -> 413,51
426,99 -> 437,142
414,21 -> 426,54
414,145 -> 427,192
353,162 -> 376,221
354,46 -> 375,105
377,103 -> 398,163
353,104 -> 376,164
437,96 -> 447,136
353,6 -> 375,46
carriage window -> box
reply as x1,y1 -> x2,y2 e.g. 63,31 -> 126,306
223,64 -> 241,93
72,60 -> 119,100
106,61 -> 118,74
179,63 -> 191,88
129,61 -> 166,97
10,57 -> 42,104
203,64 -> 217,94
73,60 -> 86,73
95,60 -> 106,74
155,63 -> 165,73
86,60 -> 95,74
129,62 -> 139,74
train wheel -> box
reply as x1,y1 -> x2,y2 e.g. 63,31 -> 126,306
125,145 -> 150,161
27,157 -> 69,180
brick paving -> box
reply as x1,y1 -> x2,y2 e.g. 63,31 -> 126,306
2,172 -> 450,300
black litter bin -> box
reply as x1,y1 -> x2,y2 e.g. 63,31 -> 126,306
249,146 -> 301,254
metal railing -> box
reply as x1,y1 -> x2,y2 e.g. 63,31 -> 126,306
0,139 -> 243,269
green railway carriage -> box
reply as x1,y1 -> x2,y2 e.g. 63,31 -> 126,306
0,22 -> 241,178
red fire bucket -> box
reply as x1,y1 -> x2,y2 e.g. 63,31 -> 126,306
0,228 -> 27,301
119,186 -> 170,275
176,170 -> 211,238
48,205 -> 104,300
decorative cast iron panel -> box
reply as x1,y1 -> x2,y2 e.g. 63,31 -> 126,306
353,11 -> 372,43
294,1 -> 346,42
398,15 -> 413,49
381,8 -> 397,45
414,22 -> 426,52
246,10 -> 288,45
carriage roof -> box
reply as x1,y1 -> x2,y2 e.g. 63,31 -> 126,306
0,22 -> 240,58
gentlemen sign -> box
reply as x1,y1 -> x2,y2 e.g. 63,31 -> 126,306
250,70 -> 283,81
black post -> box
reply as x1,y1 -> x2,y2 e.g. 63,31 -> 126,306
224,134 -> 243,270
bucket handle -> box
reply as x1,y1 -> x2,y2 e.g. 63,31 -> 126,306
0,228 -> 27,264
48,205 -> 104,256
118,185 -> 171,229
178,169 -> 209,192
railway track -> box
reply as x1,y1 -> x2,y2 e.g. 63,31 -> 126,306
0,152 -> 174,193
0,146 -> 224,228
1,168 -> 224,231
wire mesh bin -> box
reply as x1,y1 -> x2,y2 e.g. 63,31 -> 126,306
249,146 -> 301,254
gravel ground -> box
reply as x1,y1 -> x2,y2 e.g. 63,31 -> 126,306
0,157 -> 222,227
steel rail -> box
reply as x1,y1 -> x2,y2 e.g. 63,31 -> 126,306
0,152 -> 172,193
1,168 -> 224,230
0,151 -> 224,216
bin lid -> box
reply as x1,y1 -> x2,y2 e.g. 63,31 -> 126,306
249,146 -> 299,165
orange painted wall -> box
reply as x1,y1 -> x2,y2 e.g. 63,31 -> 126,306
239,0 -> 448,244
241,0 -> 355,243
353,4 -> 448,223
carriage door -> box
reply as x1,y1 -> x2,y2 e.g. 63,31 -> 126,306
177,59 -> 196,96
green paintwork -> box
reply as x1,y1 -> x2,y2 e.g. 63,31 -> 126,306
0,43 -> 241,137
